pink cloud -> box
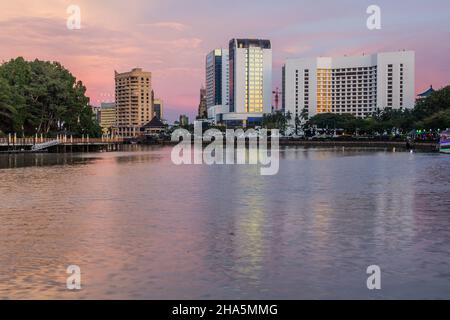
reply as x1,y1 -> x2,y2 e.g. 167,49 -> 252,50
1,0 -> 449,122
139,22 -> 189,32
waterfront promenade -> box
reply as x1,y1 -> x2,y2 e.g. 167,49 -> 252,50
0,136 -> 123,153
0,135 -> 440,153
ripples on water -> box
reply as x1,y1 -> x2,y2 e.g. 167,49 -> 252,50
0,146 -> 449,299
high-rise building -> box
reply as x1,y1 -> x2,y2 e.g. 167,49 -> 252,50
198,87 -> 207,119
153,98 -> 164,119
282,51 -> 415,121
179,115 -> 189,127
206,48 -> 229,123
115,68 -> 153,137
99,102 -> 116,135
227,38 -> 272,125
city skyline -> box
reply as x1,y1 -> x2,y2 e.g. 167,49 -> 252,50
1,0 -> 450,121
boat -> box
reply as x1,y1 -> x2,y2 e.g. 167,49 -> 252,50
439,130 -> 450,154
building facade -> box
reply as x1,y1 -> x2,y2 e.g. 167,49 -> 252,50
153,98 -> 164,119
206,48 -> 229,123
115,68 -> 153,137
198,87 -> 207,119
99,102 -> 116,135
227,38 -> 272,125
283,51 -> 415,121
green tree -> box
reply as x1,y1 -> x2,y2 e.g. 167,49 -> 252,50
421,109 -> 450,130
414,85 -> 450,120
309,113 -> 356,131
294,114 -> 301,135
285,111 -> 292,123
0,77 -> 17,133
0,57 -> 101,137
262,111 -> 288,133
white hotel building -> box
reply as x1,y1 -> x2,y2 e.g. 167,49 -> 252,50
282,51 -> 415,120
206,39 -> 272,125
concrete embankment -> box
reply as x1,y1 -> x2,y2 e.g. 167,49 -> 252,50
155,139 -> 438,152
278,140 -> 439,151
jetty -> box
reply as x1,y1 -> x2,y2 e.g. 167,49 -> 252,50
0,135 -> 123,153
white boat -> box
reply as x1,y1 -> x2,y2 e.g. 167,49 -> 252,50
439,130 -> 450,154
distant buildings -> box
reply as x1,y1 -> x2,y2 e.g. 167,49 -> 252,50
198,87 -> 207,119
179,115 -> 189,127
282,51 -> 415,120
205,39 -> 272,126
91,105 -> 101,123
141,116 -> 166,136
99,102 -> 116,135
153,98 -> 164,119
115,68 -> 153,137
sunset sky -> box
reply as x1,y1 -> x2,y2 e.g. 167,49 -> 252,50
1,0 -> 449,121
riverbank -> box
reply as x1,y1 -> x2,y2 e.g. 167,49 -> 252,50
0,139 -> 439,153
278,140 -> 439,151
153,139 -> 439,152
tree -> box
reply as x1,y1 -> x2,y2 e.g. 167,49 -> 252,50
285,111 -> 292,123
421,109 -> 450,130
414,85 -> 450,120
300,108 -> 309,122
0,57 -> 101,137
262,111 -> 288,133
309,113 -> 356,130
0,77 -> 17,133
294,114 -> 301,135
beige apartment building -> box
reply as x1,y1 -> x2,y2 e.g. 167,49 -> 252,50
115,68 -> 153,137
99,102 -> 116,135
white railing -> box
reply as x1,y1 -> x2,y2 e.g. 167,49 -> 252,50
0,136 -> 124,146
31,140 -> 60,151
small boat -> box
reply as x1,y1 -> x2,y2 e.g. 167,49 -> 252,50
439,130 -> 450,154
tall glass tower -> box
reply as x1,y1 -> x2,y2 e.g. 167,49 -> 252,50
229,39 -> 272,123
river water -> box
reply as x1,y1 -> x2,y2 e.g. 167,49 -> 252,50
0,146 -> 449,299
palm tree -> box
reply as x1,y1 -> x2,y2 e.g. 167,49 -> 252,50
295,114 -> 301,135
286,111 -> 292,123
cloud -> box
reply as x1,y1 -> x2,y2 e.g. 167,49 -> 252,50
139,21 -> 189,32
282,45 -> 312,54
2,0 -> 450,122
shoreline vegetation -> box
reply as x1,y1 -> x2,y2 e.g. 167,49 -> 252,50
0,58 -> 101,138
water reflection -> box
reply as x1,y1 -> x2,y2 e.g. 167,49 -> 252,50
1,146 -> 449,299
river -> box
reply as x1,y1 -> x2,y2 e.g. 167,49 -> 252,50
1,146 -> 449,299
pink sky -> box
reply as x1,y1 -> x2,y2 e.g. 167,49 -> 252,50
1,0 -> 449,121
